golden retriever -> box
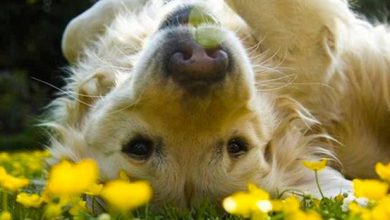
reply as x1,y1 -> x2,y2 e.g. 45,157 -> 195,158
47,0 -> 390,209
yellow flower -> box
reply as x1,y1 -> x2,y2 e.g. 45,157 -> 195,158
223,192 -> 258,217
305,211 -> 323,220
118,170 -> 130,182
287,210 -> 322,220
0,167 -> 7,177
353,179 -> 389,200
69,199 -> 87,215
0,152 -> 10,163
41,189 -> 51,203
248,183 -> 270,200
223,184 -> 272,218
0,167 -> 29,192
377,196 -> 390,210
0,211 -> 11,220
371,206 -> 390,220
16,193 -> 43,208
281,196 -> 301,214
3,175 -> 29,192
85,183 -> 103,196
302,159 -> 328,171
46,159 -> 98,196
350,197 -> 390,220
101,180 -> 152,211
376,162 -> 390,182
26,162 -> 42,173
270,200 -> 283,212
271,196 -> 302,216
44,203 -> 62,220
32,150 -> 51,158
371,196 -> 390,220
349,202 -> 369,217
10,162 -> 23,176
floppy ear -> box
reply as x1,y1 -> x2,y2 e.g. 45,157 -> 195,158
62,0 -> 147,63
57,0 -> 147,127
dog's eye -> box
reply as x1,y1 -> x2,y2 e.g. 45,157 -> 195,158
227,138 -> 248,157
122,137 -> 154,160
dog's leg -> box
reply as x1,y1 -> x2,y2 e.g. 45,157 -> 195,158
228,1 -> 390,179
295,168 -> 353,198
226,0 -> 354,91
62,0 -> 148,62
293,167 -> 367,208
276,166 -> 365,209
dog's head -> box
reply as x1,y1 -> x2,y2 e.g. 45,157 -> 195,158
51,0 -> 323,208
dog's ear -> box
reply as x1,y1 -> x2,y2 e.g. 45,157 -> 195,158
62,0 -> 146,63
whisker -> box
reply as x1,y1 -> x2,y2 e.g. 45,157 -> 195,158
89,52 -> 133,72
247,39 -> 263,55
256,73 -> 297,84
32,77 -> 96,107
256,74 -> 297,92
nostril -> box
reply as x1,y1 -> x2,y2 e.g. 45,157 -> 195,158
167,42 -> 229,87
170,52 -> 185,64
205,47 -> 219,58
181,50 -> 192,61
206,48 -> 227,60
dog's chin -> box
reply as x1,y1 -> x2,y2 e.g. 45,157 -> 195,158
126,32 -> 255,129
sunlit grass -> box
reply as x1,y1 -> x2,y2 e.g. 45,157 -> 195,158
0,151 -> 389,220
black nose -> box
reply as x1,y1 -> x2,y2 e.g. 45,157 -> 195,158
167,41 -> 229,86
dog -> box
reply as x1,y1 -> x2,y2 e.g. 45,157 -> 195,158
47,0 -> 390,209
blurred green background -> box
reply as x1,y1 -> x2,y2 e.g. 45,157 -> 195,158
0,0 -> 389,151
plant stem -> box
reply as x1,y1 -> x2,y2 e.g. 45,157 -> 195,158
2,191 -> 8,211
315,171 -> 324,198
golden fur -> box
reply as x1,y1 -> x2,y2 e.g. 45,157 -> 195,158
47,0 -> 390,208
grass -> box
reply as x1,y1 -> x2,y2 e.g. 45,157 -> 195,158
0,150 -> 388,220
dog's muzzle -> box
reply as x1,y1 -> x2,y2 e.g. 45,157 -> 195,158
159,5 -> 230,90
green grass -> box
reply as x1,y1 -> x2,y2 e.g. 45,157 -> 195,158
0,189 -> 356,220
1,151 -> 388,220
